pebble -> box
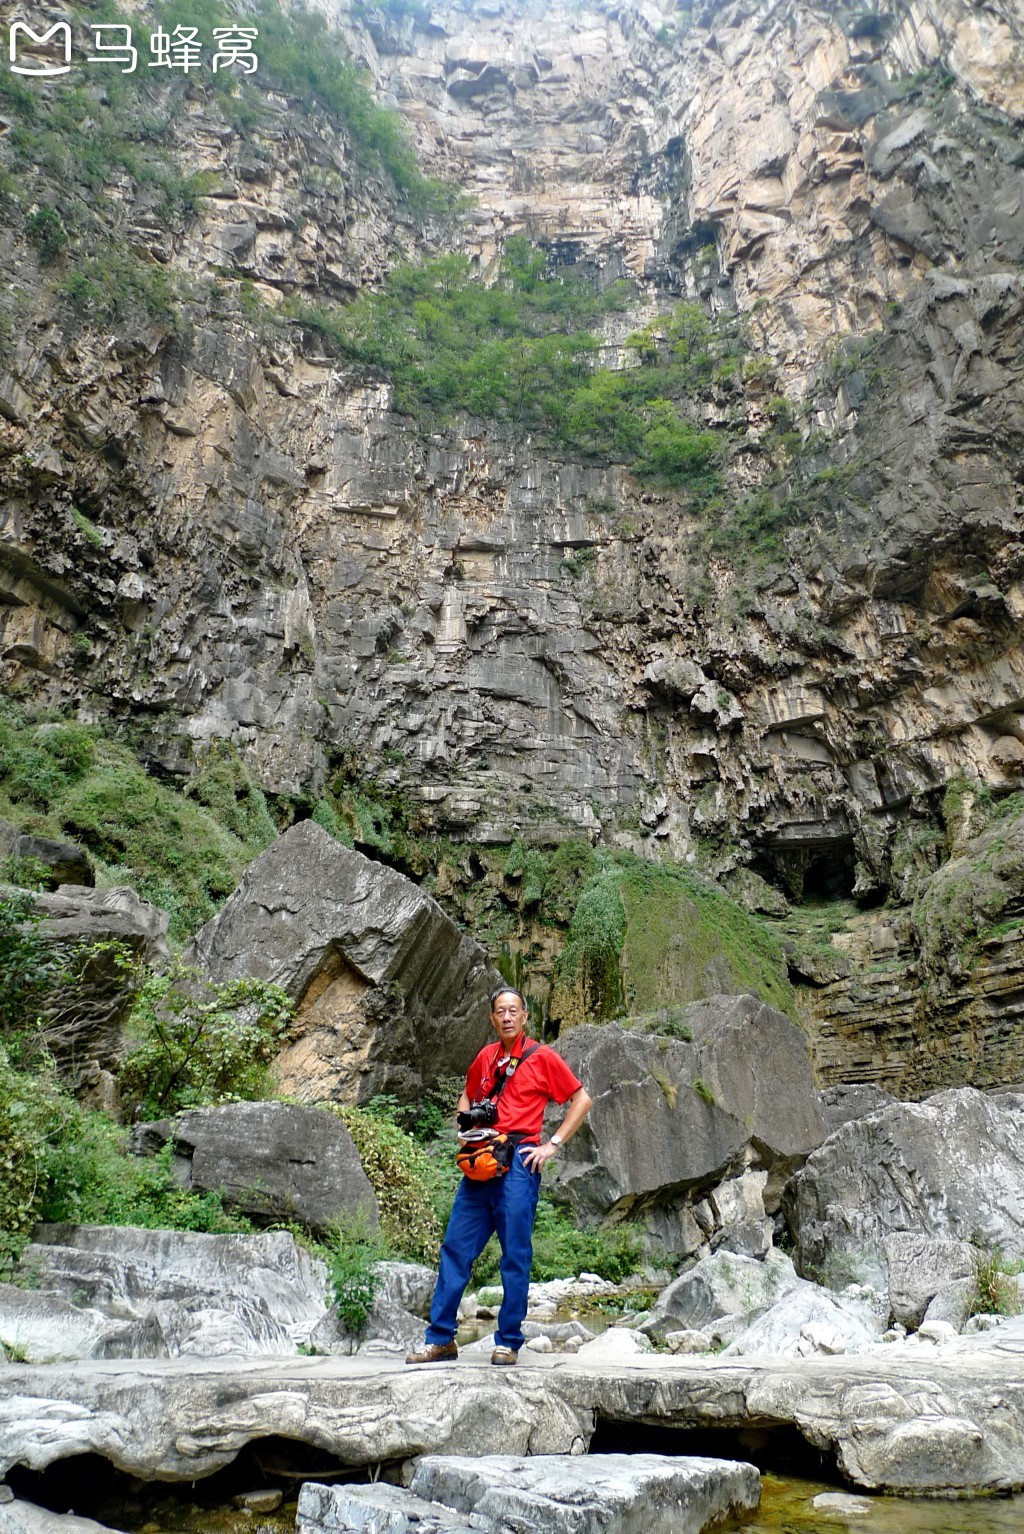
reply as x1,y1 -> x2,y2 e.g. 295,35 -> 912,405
233,1489 -> 285,1512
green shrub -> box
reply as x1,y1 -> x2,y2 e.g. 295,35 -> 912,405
0,1043 -> 252,1277
0,702 -> 275,939
333,1103 -> 443,1263
0,892 -> 64,1032
321,1214 -> 390,1333
25,205 -> 68,264
118,963 -> 293,1119
968,1247 -> 1023,1318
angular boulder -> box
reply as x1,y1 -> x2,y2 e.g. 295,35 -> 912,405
298,1454 -> 761,1534
133,1101 -> 378,1234
185,820 -> 499,1103
784,1088 -> 1024,1287
550,998 -> 825,1256
0,818 -> 93,888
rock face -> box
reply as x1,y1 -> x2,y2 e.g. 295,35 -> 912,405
551,999 -> 825,1256
784,1088 -> 1024,1285
297,1454 -> 762,1534
885,1234 -> 977,1331
186,820 -> 499,1102
14,884 -> 170,1085
133,1101 -> 378,1234
0,820 -> 92,889
12,1225 -> 332,1358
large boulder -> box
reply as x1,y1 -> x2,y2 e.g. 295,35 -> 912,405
721,1282 -> 886,1357
14,1225 -> 332,1357
885,1234 -> 977,1330
185,820 -> 499,1103
10,884 -> 170,1084
133,1101 -> 378,1234
784,1088 -> 1024,1287
550,998 -> 825,1255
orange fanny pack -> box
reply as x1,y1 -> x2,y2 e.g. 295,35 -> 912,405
456,1131 -> 532,1182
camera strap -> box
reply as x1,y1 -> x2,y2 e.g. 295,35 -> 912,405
486,1041 -> 540,1104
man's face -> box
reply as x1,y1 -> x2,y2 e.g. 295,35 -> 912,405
491,991 -> 527,1049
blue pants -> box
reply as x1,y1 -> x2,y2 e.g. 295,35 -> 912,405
425,1149 -> 541,1352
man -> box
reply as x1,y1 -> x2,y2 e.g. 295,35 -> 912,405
406,986 -> 592,1367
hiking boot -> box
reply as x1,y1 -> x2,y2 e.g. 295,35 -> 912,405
491,1346 -> 518,1366
405,1341 -> 458,1365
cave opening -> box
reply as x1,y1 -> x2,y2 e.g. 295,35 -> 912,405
588,1416 -> 845,1485
4,1438 -> 397,1530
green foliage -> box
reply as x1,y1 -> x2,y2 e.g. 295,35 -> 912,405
968,1247 -> 1023,1318
184,743 -> 277,852
472,1198 -> 643,1287
1,855 -> 51,892
0,1043 -> 251,1277
693,1077 -> 715,1106
333,1103 -> 443,1263
552,865 -> 628,1026
71,508 -> 104,548
321,1214 -> 389,1333
0,893 -> 64,1032
118,962 -> 293,1119
25,206 -> 68,264
551,850 -> 794,1028
287,248 -> 725,489
0,702 -> 272,939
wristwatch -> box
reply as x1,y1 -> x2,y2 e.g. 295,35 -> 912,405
550,1132 -> 563,1148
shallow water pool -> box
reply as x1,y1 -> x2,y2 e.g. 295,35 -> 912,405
742,1475 -> 1024,1533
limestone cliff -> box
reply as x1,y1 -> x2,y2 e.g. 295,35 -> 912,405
2,0 -> 1024,1091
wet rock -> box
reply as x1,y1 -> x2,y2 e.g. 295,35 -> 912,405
186,820 -> 499,1104
133,1100 -> 378,1234
785,1089 -> 1024,1286
402,1453 -> 760,1534
0,1497 -> 121,1533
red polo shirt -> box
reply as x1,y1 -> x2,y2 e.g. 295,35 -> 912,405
465,1036 -> 582,1139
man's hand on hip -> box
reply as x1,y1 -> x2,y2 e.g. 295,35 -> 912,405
519,1140 -> 559,1173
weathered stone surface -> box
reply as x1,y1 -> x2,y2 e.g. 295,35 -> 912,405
721,1282 -> 886,1358
0,1286 -> 109,1366
297,1454 -> 757,1534
641,1250 -> 799,1344
408,1453 -> 761,1534
885,1234 -> 976,1330
6,1345 -> 1024,1495
15,1225 -> 331,1355
817,1085 -> 898,1137
785,1089 -> 1024,1286
134,1101 -> 378,1234
922,1279 -> 976,1334
7,885 -> 170,1082
185,821 -> 498,1103
551,1000 -> 825,1256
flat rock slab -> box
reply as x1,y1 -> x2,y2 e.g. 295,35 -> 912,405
297,1453 -> 760,1534
4,1346 -> 1024,1496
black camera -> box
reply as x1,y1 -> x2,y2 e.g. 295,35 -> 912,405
458,1099 -> 498,1133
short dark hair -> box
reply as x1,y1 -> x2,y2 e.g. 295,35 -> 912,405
490,986 -> 527,1009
